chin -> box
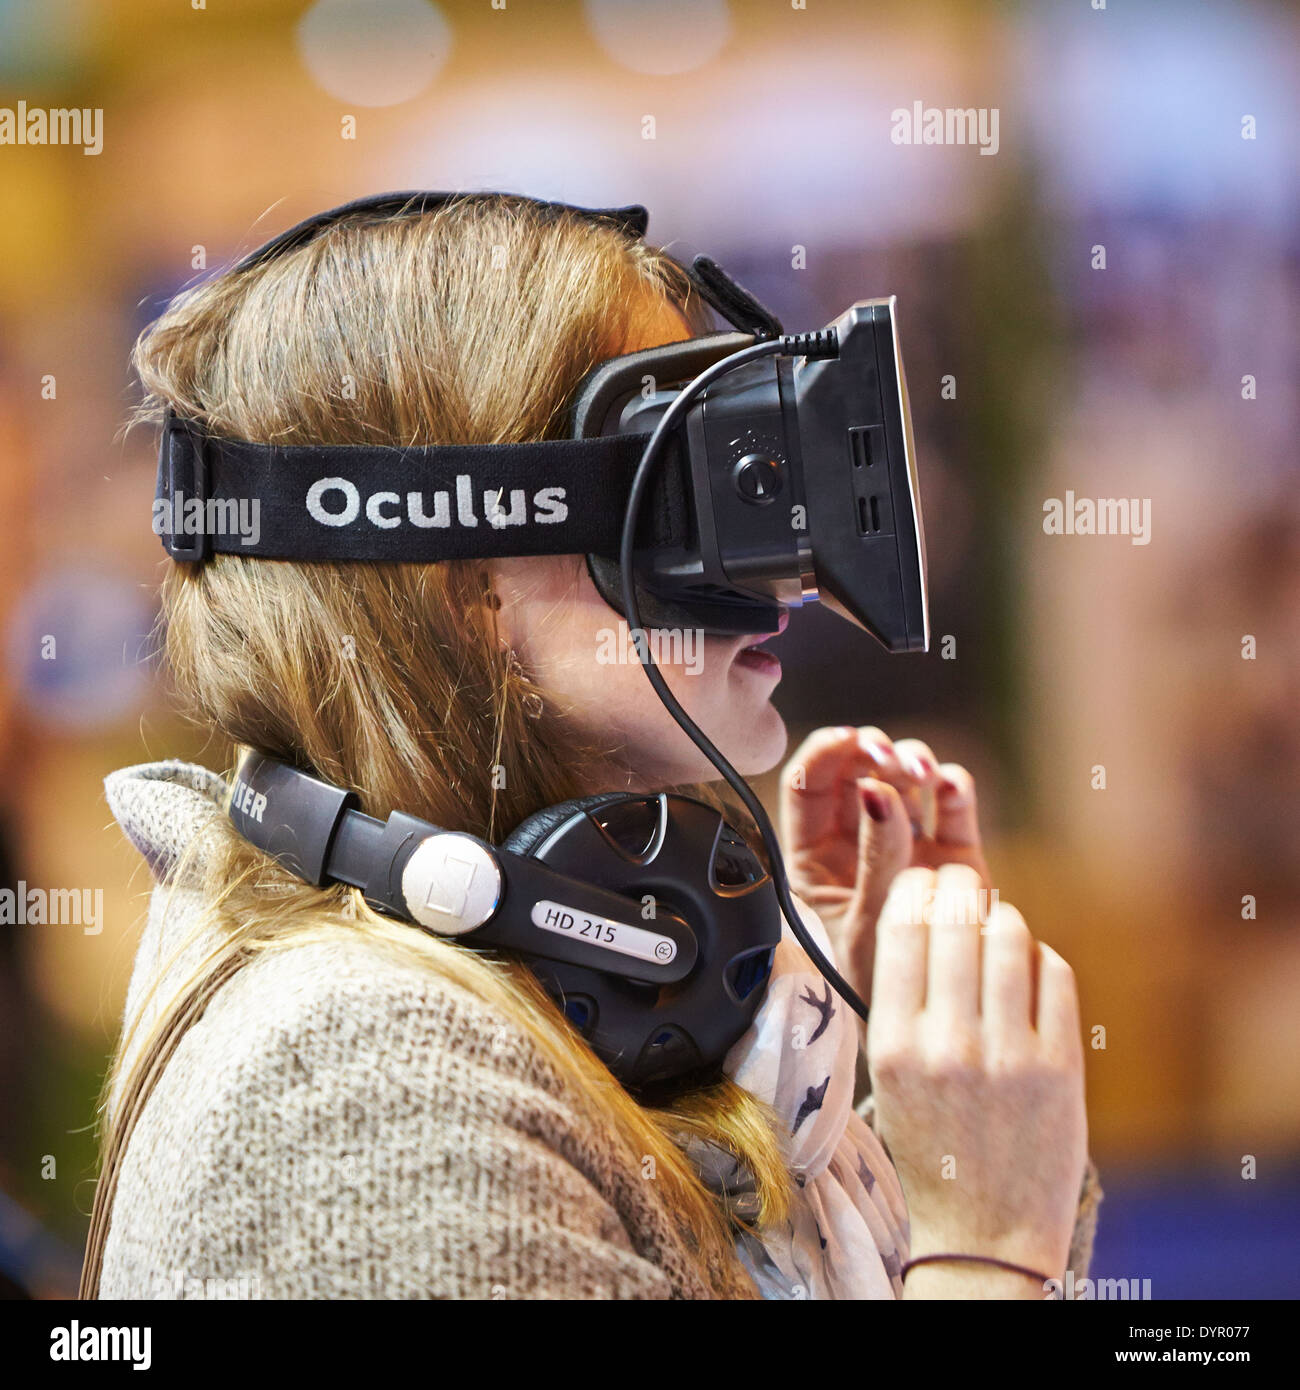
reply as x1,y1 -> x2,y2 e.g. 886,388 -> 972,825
625,647 -> 790,784
715,702 -> 789,778
636,702 -> 787,787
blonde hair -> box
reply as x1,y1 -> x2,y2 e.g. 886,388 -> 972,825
106,195 -> 791,1297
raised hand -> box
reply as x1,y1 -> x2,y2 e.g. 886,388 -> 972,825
779,725 -> 991,1005
867,865 -> 1088,1297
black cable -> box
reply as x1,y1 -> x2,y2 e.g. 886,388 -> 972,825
619,332 -> 873,1025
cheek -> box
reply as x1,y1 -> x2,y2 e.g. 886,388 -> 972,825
656,635 -> 730,706
539,620 -> 708,737
516,610 -> 722,759
491,558 -> 786,778
499,577 -> 656,734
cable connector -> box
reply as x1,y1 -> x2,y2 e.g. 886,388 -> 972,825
778,328 -> 839,359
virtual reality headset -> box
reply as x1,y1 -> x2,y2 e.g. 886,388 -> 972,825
154,190 -> 929,652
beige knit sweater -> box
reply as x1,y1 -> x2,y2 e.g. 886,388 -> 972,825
98,761 -> 1101,1300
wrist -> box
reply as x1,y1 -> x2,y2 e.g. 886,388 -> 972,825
902,1258 -> 1056,1301
907,1224 -> 1068,1285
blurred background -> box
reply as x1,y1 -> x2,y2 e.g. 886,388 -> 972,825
0,0 -> 1296,1298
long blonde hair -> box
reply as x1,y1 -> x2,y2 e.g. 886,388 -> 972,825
107,195 -> 791,1296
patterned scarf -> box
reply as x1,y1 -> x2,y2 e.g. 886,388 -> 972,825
685,897 -> 911,1300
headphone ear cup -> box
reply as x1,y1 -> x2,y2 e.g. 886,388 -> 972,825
501,793 -> 629,859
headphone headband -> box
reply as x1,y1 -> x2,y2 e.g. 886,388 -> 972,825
231,190 -> 651,274
226,188 -> 782,338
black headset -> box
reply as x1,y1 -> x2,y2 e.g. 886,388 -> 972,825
158,190 -> 931,1091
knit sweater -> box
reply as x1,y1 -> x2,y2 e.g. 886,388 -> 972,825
97,761 -> 1101,1299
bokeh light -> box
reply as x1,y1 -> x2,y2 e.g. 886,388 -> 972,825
583,0 -> 731,77
297,0 -> 452,107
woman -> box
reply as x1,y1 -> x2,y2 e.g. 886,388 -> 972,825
89,193 -> 1099,1300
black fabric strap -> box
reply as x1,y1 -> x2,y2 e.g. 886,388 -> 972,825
149,189 -> 789,567
153,414 -> 688,564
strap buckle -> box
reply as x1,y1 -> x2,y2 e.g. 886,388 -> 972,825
157,411 -> 209,562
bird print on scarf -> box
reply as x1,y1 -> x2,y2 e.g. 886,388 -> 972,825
792,1075 -> 831,1134
710,894 -> 911,1299
798,980 -> 836,1043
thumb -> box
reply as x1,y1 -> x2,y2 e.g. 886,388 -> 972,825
843,778 -> 913,979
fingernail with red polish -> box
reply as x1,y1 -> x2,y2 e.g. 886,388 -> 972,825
861,786 -> 888,823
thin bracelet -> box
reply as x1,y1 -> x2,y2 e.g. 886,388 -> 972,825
901,1253 -> 1057,1292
